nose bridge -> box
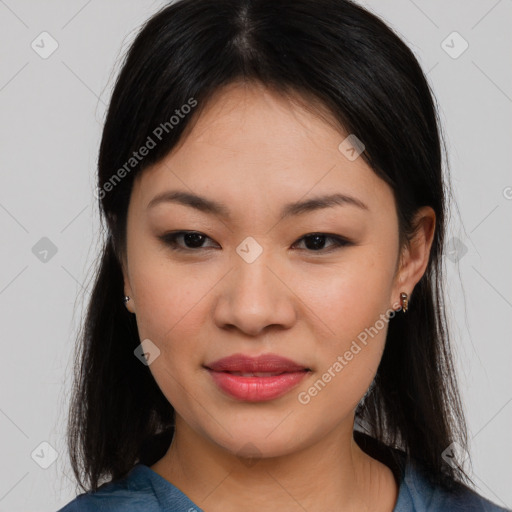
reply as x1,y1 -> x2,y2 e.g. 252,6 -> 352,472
236,248 -> 273,294
214,242 -> 296,335
232,245 -> 279,311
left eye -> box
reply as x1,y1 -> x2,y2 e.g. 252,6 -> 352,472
293,233 -> 351,252
159,231 -> 351,253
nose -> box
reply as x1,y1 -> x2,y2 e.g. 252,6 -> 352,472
213,254 -> 297,337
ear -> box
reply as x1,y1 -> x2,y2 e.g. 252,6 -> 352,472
391,206 -> 436,307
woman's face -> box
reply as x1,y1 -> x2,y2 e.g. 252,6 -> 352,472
121,82 -> 430,458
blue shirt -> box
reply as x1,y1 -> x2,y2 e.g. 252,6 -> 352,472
57,438 -> 510,512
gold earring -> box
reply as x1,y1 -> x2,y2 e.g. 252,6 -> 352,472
400,292 -> 408,313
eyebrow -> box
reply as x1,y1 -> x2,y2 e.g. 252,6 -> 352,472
146,190 -> 369,220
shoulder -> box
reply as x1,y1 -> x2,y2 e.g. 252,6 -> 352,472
57,491 -> 156,512
401,457 -> 510,512
56,465 -> 166,512
57,464 -> 203,512
352,431 -> 509,512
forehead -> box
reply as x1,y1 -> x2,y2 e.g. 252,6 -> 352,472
131,82 -> 395,218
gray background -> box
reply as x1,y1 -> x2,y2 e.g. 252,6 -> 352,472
0,1 -> 510,510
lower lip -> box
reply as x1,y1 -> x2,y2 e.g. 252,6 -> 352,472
207,370 -> 309,402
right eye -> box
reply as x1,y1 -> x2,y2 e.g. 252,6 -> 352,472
158,231 -> 220,252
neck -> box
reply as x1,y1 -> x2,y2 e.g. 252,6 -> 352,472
150,416 -> 399,512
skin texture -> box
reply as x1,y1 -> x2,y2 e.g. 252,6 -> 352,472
121,81 -> 436,512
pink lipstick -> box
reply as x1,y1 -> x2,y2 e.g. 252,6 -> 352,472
204,353 -> 310,402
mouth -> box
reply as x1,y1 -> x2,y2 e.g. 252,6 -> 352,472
204,353 -> 311,402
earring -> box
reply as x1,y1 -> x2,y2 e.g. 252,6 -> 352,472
400,292 -> 408,313
123,296 -> 130,303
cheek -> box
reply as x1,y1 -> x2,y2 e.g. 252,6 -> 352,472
294,251 -> 396,406
297,249 -> 397,340
130,261 -> 212,412
128,266 -> 215,396
128,239 -> 210,335
299,292 -> 391,416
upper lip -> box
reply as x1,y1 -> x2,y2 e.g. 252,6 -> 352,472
205,353 -> 309,373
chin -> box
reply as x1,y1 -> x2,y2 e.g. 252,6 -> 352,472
200,420 -> 309,460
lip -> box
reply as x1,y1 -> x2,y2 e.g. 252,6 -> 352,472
204,353 -> 311,402
205,353 -> 309,373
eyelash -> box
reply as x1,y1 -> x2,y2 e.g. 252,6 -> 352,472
158,231 -> 352,254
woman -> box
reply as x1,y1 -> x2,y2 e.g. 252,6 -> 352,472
58,0 -> 509,510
